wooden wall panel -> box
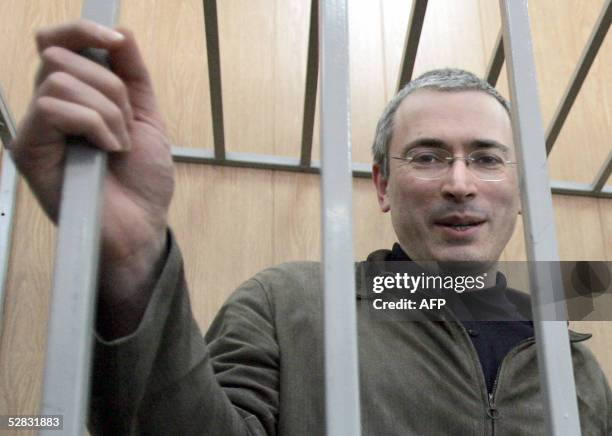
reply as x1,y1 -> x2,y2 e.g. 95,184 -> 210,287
352,177 -> 397,259
0,0 -> 609,430
554,195 -> 607,261
479,0 -> 611,184
217,0 -> 276,155
591,199 -> 612,381
273,0 -> 311,157
601,198 -> 612,260
348,0 -> 388,163
120,0 -> 214,150
529,0 -> 610,184
0,0 -> 81,431
272,172 -> 320,263
169,164 -> 274,328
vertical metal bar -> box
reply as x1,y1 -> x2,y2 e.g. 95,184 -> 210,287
500,1 -> 582,435
300,0 -> 319,167
396,0 -> 428,92
203,0 -> 226,160
40,1 -> 119,434
545,0 -> 611,155
592,151 -> 612,193
0,87 -> 18,340
485,29 -> 504,86
320,0 -> 361,435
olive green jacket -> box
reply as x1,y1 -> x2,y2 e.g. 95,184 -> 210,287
90,233 -> 611,435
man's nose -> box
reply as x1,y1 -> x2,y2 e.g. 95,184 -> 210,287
440,159 -> 477,202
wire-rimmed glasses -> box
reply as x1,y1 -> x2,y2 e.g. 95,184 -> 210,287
390,148 -> 518,181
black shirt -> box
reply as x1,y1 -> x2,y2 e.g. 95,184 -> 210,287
388,243 -> 534,394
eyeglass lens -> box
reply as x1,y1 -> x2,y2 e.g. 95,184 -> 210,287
404,149 -> 509,181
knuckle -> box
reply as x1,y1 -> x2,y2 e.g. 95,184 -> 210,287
41,71 -> 72,95
40,46 -> 64,65
74,18 -> 94,33
33,96 -> 55,115
107,104 -> 123,126
86,110 -> 105,130
109,75 -> 128,100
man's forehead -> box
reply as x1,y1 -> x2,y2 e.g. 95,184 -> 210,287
392,89 -> 514,151
395,88 -> 510,121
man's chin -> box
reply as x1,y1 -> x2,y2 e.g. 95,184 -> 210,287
428,247 -> 497,267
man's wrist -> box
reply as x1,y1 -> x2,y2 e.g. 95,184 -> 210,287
96,230 -> 169,339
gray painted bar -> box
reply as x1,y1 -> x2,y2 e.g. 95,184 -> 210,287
500,0 -> 582,434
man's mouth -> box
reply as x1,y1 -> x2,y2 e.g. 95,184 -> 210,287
433,215 -> 486,233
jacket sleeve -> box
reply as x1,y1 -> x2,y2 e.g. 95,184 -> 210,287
88,230 -> 279,435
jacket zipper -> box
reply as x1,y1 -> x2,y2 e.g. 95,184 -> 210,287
487,364 -> 503,436
486,337 -> 535,435
429,297 -> 537,436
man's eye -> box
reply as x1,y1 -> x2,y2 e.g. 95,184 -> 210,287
411,153 -> 443,164
473,153 -> 504,166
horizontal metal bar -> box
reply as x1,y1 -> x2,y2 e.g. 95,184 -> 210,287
485,29 -> 504,86
396,0 -> 428,91
203,0 -> 226,160
172,146 -> 372,176
171,147 -> 611,197
0,86 -> 19,340
550,180 -> 612,198
545,0 -> 611,155
593,151 -> 612,192
300,0 -> 319,167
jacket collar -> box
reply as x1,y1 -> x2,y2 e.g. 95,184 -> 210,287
355,248 -> 592,343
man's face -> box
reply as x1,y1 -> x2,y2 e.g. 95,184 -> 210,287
373,89 -> 520,262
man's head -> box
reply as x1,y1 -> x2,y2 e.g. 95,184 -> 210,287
372,68 -> 520,263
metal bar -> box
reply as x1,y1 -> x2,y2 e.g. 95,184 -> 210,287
485,29 -> 504,86
40,1 -> 119,434
171,146 -> 612,197
592,151 -> 612,193
551,179 -> 612,198
203,0 -> 226,160
545,0 -> 611,155
0,86 -> 18,340
396,0 -> 428,91
300,0 -> 319,167
500,1 -> 581,435
320,1 -> 361,435
172,146 -> 372,177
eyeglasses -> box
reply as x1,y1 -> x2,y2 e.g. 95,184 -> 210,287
390,148 -> 518,181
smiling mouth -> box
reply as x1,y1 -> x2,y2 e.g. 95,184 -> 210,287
435,222 -> 484,231
433,217 -> 486,233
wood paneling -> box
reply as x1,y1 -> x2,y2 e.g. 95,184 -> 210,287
0,0 -> 609,429
0,1 -> 81,430
169,163 -> 274,328
272,172 -> 320,263
120,0 -> 214,150
479,0 -> 611,183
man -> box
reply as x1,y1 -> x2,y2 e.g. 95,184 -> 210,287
10,20 -> 611,435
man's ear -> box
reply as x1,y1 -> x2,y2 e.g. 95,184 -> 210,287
372,164 -> 391,212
